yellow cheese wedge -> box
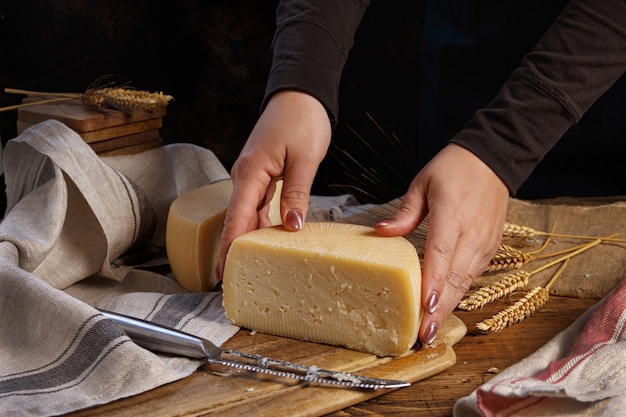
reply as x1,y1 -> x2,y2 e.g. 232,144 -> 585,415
267,179 -> 283,226
222,222 -> 422,356
165,180 -> 233,292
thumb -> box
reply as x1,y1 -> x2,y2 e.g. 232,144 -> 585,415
375,185 -> 428,237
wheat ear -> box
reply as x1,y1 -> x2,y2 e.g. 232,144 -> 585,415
476,258 -> 571,333
82,87 -> 173,112
484,222 -> 558,274
475,285 -> 551,333
484,244 -> 534,273
457,270 -> 531,311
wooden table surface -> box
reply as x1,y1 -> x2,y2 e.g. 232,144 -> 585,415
68,294 -> 597,417
327,295 -> 598,417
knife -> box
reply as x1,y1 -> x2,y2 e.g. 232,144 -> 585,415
100,309 -> 410,390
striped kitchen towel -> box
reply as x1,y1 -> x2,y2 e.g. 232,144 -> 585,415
454,277 -> 626,417
0,120 -> 239,417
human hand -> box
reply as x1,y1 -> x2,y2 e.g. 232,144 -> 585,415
217,90 -> 331,277
375,144 -> 509,344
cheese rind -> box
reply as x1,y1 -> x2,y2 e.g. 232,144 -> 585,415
222,222 -> 422,356
166,180 -> 232,292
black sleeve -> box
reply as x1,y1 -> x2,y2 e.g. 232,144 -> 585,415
262,0 -> 370,123
450,0 -> 626,193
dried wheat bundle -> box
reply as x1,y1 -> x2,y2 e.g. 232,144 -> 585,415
457,271 -> 531,311
485,244 -> 533,273
458,229 -> 556,310
476,286 -> 550,333
3,82 -> 174,114
474,235 -> 610,333
82,87 -> 173,112
463,234 -> 610,314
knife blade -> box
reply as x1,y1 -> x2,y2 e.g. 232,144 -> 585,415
100,309 -> 410,390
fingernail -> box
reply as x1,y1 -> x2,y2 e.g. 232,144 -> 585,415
427,291 -> 439,314
286,209 -> 303,231
423,322 -> 439,345
375,219 -> 392,228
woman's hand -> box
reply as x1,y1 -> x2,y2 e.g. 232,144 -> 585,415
218,90 -> 331,277
375,144 -> 509,344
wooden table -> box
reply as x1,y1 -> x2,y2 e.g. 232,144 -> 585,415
327,295 -> 597,417
68,294 -> 597,416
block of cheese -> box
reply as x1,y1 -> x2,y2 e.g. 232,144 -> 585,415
166,180 -> 233,292
222,222 -> 422,356
166,179 -> 284,292
267,179 -> 283,226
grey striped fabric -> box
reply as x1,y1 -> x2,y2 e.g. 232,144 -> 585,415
0,120 -> 239,416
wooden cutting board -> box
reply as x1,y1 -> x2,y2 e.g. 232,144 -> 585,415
17,98 -> 166,132
17,117 -> 163,143
69,314 -> 466,417
16,98 -> 165,155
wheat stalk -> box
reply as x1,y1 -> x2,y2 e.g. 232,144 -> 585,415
462,224 -> 552,310
476,285 -> 551,333
462,233 -> 612,313
82,87 -> 173,112
0,88 -> 80,112
457,270 -> 531,311
0,96 -> 77,112
503,222 -> 626,243
475,235 -> 609,333
2,84 -> 173,113
485,244 -> 534,273
4,88 -> 81,98
484,222 -> 559,274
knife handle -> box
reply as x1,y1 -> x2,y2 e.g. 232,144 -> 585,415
99,310 -> 410,389
100,310 -> 221,359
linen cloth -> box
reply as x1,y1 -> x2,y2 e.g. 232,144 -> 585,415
0,120 -> 239,417
341,197 -> 626,299
454,277 -> 626,416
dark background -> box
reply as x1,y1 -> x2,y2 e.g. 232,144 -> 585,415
1,1 -> 625,217
0,0 -> 421,212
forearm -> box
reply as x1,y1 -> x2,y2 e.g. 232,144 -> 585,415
263,0 -> 370,122
451,0 -> 626,193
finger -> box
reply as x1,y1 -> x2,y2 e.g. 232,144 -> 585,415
218,171 -> 271,278
374,178 -> 428,237
257,178 -> 279,229
421,231 -> 498,344
417,210 -> 463,344
418,213 -> 504,344
279,156 -> 320,231
420,244 -> 473,345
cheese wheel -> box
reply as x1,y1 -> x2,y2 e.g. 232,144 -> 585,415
222,222 -> 422,356
165,180 -> 233,292
267,179 -> 283,226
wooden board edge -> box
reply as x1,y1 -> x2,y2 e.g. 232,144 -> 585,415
210,343 -> 457,417
96,138 -> 162,156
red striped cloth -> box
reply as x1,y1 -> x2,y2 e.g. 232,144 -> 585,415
455,278 -> 626,416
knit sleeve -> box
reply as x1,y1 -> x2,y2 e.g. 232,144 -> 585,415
450,0 -> 626,193
262,0 -> 370,122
